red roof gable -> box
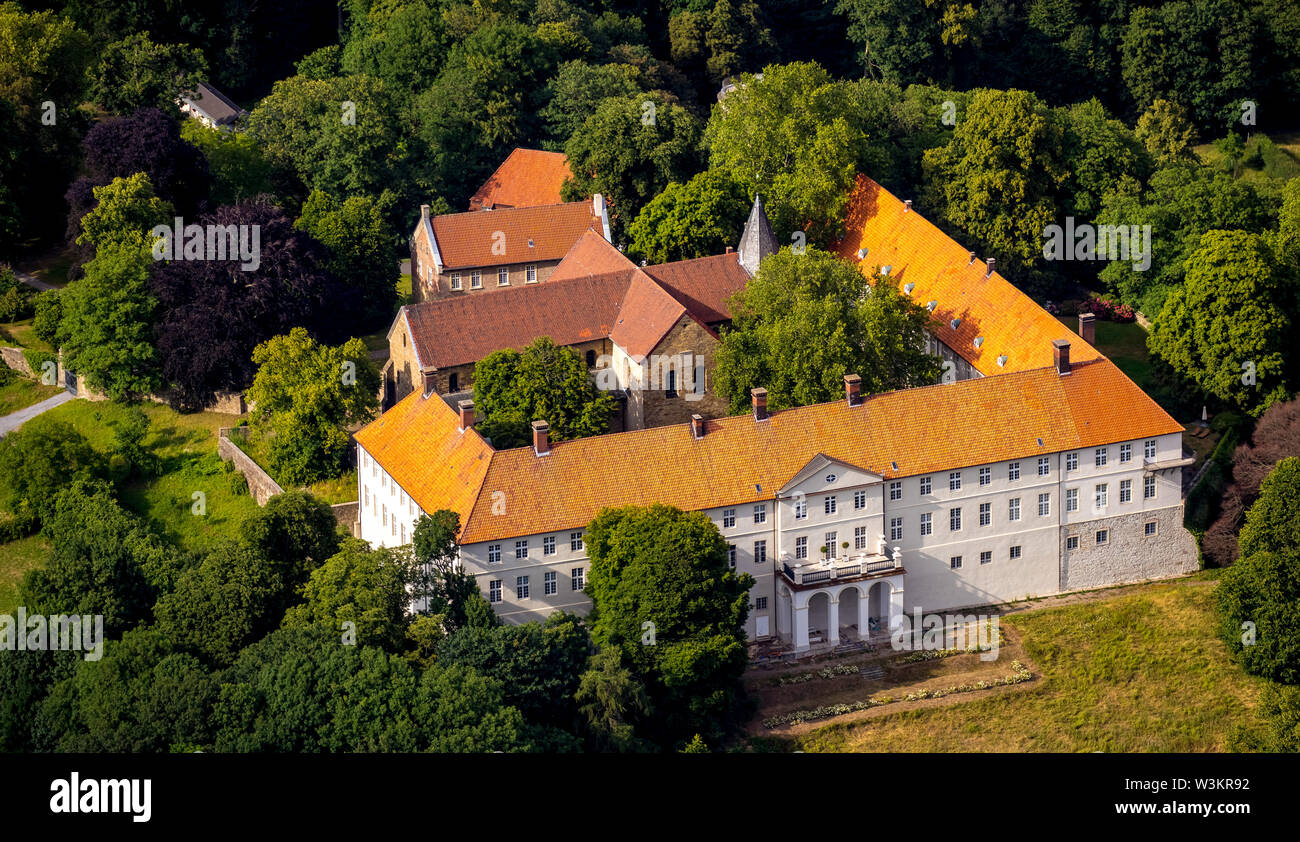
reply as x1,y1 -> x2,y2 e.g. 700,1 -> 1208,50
469,149 -> 574,211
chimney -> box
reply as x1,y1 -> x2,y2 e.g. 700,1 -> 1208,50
457,399 -> 475,431
531,420 -> 550,456
968,251 -> 976,265
1078,312 -> 1096,345
985,257 -> 995,277
751,387 -> 768,422
1052,339 -> 1071,375
690,414 -> 705,439
421,368 -> 437,397
725,246 -> 733,253
593,193 -> 605,217
844,374 -> 862,407
904,199 -> 912,213
420,204 -> 430,224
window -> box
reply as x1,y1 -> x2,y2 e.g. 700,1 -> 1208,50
825,473 -> 837,483
543,536 -> 556,555
1066,535 -> 1079,550
794,498 -> 807,519
1009,498 -> 1021,521
570,531 -> 584,551
544,572 -> 557,595
795,537 -> 808,560
889,481 -> 902,501
391,518 -> 396,537
949,507 -> 962,531
979,502 -> 991,526
1008,462 -> 1020,481
920,513 -> 932,536
572,568 -> 585,591
824,532 -> 837,555
727,544 -> 736,568
515,539 -> 528,559
754,540 -> 767,564
400,523 -> 406,544
855,526 -> 867,550
1144,476 -> 1156,500
1144,520 -> 1158,537
1009,545 -> 1022,560
1066,488 -> 1078,513
497,268 -> 509,286
1096,529 -> 1109,545
470,270 -> 482,289
980,550 -> 992,565
448,372 -> 459,392
753,504 -> 766,524
382,504 -> 387,526
665,369 -> 677,398
949,471 -> 962,491
488,580 -> 502,603
525,264 -> 537,283
889,518 -> 902,542
1145,439 -> 1157,460
1095,483 -> 1108,508
1095,447 -> 1108,467
979,467 -> 991,486
1038,492 -> 1051,517
1120,479 -> 1132,504
950,555 -> 963,569
516,576 -> 530,599
1120,443 -> 1132,463
450,273 -> 462,291
855,489 -> 867,509
755,597 -> 768,610
1066,452 -> 1078,471
824,495 -> 837,515
920,476 -> 932,495
722,508 -> 736,528
363,487 -> 369,508
487,544 -> 501,564
1038,457 -> 1050,476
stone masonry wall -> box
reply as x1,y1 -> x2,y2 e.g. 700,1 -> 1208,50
217,428 -> 284,506
640,317 -> 729,429
1059,505 -> 1199,591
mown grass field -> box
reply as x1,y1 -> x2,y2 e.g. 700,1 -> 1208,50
788,578 -> 1265,752
18,399 -> 261,554
0,317 -> 53,352
0,375 -> 62,415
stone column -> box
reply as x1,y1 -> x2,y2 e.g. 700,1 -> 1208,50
793,595 -> 810,651
827,594 -> 840,646
858,589 -> 871,641
888,581 -> 906,635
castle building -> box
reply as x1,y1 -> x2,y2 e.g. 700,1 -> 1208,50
359,177 -> 1199,650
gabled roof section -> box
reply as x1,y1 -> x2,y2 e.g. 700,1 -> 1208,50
609,272 -> 688,359
403,274 -> 630,369
354,389 -> 494,526
549,229 -> 638,283
181,82 -> 244,124
643,252 -> 750,324
835,175 -> 1101,375
446,357 -> 1183,543
469,149 -> 574,211
778,453 -> 879,495
430,201 -> 603,269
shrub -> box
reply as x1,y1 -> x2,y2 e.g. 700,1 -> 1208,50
229,470 -> 249,496
21,349 -> 56,379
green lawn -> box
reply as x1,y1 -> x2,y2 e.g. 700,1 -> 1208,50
0,317 -> 53,351
792,578 -> 1265,752
0,535 -> 48,615
0,375 -> 62,415
25,399 -> 261,553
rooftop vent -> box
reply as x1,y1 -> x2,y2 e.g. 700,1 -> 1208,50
880,265 -> 892,276
950,318 -> 961,330
856,248 -> 867,259
997,354 -> 1008,367
974,336 -> 984,349
1036,437 -> 1044,447
926,300 -> 937,312
903,282 -> 915,295
527,238 -> 534,248
904,200 -> 913,212
890,461 -> 898,471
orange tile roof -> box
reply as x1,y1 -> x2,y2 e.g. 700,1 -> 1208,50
549,229 -> 638,282
469,148 -> 574,211
643,252 -> 750,324
356,357 -> 1184,545
430,201 -> 602,269
835,175 -> 1101,375
609,273 -> 688,359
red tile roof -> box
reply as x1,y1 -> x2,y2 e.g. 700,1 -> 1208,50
357,358 -> 1184,545
609,273 -> 689,359
430,201 -> 602,270
643,252 -> 750,324
469,149 -> 574,211
835,175 -> 1101,375
549,230 -> 638,282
